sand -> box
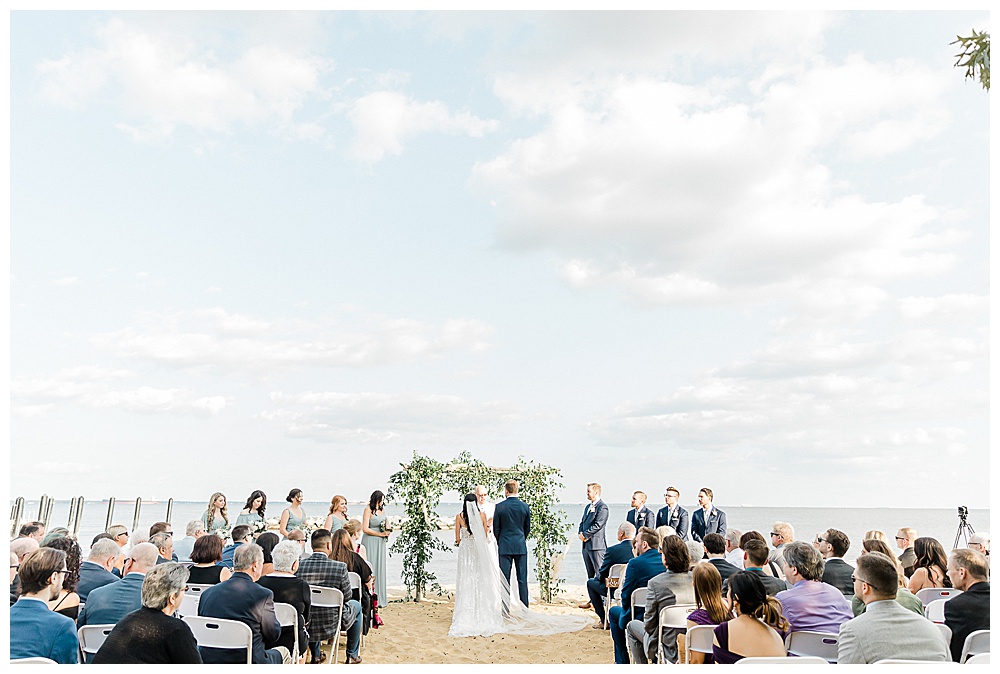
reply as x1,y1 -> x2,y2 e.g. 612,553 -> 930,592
319,584 -> 626,665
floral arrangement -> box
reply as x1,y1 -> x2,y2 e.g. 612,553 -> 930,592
252,518 -> 269,536
300,516 -> 326,535
214,526 -> 232,543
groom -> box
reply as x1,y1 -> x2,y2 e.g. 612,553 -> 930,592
493,479 -> 531,609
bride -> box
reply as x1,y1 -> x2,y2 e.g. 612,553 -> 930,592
448,493 -> 591,638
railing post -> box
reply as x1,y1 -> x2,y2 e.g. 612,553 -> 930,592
42,497 -> 55,530
72,496 -> 85,536
131,498 -> 143,538
165,498 -> 174,526
10,497 -> 25,538
67,497 -> 78,530
104,497 -> 116,533
37,494 -> 49,521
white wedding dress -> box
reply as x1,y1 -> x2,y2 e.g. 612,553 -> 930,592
448,501 -> 590,638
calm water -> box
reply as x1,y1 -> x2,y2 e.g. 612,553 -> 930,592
12,499 -> 990,595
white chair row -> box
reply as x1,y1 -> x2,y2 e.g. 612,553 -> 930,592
916,587 -> 962,606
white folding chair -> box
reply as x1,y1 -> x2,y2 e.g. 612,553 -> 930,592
347,571 -> 364,648
186,583 -> 213,597
926,598 -> 949,623
785,630 -> 839,663
684,624 -> 716,664
604,563 -> 626,629
308,585 -> 344,665
10,658 -> 59,664
78,624 -> 115,662
735,656 -> 827,664
273,602 -> 299,664
630,587 -> 647,622
178,592 -> 200,619
937,622 -> 953,645
960,630 -> 990,664
916,587 -> 962,606
873,659 -> 959,664
965,652 -> 990,664
182,615 -> 254,665
655,605 -> 691,665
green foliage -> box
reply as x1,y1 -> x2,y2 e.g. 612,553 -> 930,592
952,30 -> 990,91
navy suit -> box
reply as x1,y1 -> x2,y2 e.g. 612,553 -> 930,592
627,507 -> 656,531
77,560 -> 120,602
10,597 -> 79,663
690,506 -> 727,542
578,500 -> 609,580
609,549 -> 666,664
586,539 -> 634,622
198,571 -> 283,664
655,505 -> 690,540
78,572 -> 144,627
493,496 -> 531,607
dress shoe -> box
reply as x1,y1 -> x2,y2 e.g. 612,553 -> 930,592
312,652 -> 327,664
592,622 -> 605,630
578,601 -> 592,609
347,656 -> 363,665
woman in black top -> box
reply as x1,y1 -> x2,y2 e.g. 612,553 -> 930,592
187,534 -> 231,585
41,536 -> 81,619
329,529 -> 373,633
257,540 -> 311,662
257,531 -> 280,575
93,562 -> 201,664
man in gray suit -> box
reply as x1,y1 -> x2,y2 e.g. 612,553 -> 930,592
837,552 -> 949,664
77,543 -> 159,627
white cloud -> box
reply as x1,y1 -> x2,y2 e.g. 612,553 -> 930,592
90,307 -> 494,373
259,391 -> 520,443
346,90 -> 498,163
896,294 -> 988,321
49,276 -> 81,286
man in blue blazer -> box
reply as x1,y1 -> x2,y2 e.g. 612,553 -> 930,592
78,542 -> 159,627
493,479 -> 532,608
690,487 -> 727,542
10,547 -> 79,663
578,482 -> 609,610
626,491 -> 656,531
77,538 -> 121,602
585,522 -> 636,626
655,486 -> 690,540
198,543 -> 288,664
608,528 -> 665,664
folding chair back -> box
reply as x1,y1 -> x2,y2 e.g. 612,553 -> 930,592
925,598 -> 948,623
77,624 -> 115,660
785,630 -> 839,662
273,602 -> 299,663
630,587 -> 647,621
734,656 -> 818,664
936,622 -> 952,645
960,630 -> 990,664
653,605 -> 691,665
965,652 -> 990,664
182,615 -> 254,665
308,585 -> 345,664
915,587 -> 961,606
185,583 -> 213,597
178,592 -> 200,618
684,624 -> 716,664
10,657 -> 59,664
604,563 -> 626,629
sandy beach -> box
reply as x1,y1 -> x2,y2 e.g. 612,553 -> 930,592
320,584 -> 620,665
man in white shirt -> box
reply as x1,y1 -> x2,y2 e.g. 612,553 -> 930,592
724,529 -> 744,568
474,485 -> 495,539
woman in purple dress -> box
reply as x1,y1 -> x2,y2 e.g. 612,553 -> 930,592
686,561 -> 732,663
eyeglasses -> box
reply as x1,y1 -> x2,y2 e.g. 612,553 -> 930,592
770,532 -> 781,537
55,569 -> 70,575
894,536 -> 906,541
851,575 -> 868,585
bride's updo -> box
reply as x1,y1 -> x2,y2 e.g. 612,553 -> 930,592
459,493 -> 478,534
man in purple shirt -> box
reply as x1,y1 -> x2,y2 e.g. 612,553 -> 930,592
776,541 -> 853,633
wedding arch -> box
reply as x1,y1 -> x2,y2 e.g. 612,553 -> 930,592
386,451 -> 570,603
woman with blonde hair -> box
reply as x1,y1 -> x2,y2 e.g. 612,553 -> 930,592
343,519 -> 369,563
850,541 -> 922,616
324,495 -> 349,532
685,562 -> 732,664
201,492 -> 229,536
713,571 -> 788,663
864,530 -> 888,543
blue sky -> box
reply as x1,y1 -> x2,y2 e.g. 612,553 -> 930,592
8,10 -> 991,509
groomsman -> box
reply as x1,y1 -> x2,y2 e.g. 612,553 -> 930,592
577,482 -> 609,610
690,487 -> 727,542
627,492 -> 656,531
655,487 -> 690,540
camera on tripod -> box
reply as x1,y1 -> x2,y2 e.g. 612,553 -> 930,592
958,505 -> 969,519
955,506 -> 975,548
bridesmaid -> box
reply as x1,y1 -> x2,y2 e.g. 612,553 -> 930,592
362,490 -> 392,607
235,490 -> 267,531
324,495 -> 349,532
279,488 -> 307,538
201,492 -> 229,536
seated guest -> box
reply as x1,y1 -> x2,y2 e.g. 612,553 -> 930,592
968,532 -> 989,557
187,533 -> 233,585
92,563 -> 201,664
106,524 -> 130,549
42,536 -> 82,619
77,537 -> 121,602
17,521 -> 46,542
742,531 -> 782,578
703,533 -> 741,585
40,527 -> 69,547
865,530 -> 888,543
285,528 -> 309,559
776,541 -> 853,633
626,534 -> 695,664
895,527 -> 917,577
10,551 -> 21,605
769,522 -> 794,574
173,520 -> 205,562
944,548 -> 990,662
713,571 -> 788,663
9,548 -> 79,663
258,532 -> 280,576
686,540 -> 705,568
150,532 -> 175,565
257,540 -> 312,663
79,542 -> 159,627
724,529 -> 744,568
198,543 -> 290,664
655,525 -> 676,541
850,539 -> 922,616
609,527 -> 665,664
727,539 -> 787,597
149,521 -> 171,538
343,519 -> 369,563
91,532 -> 114,546
221,525 -> 254,569
295,529 -> 363,664
10,536 -> 40,563
907,536 -> 952,593
685,562 -> 732,664
329,529 -> 374,636
838,552 -> 949,663
818,528 -> 854,596
585,521 -> 635,628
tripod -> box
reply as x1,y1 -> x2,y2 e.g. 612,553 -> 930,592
954,515 -> 976,549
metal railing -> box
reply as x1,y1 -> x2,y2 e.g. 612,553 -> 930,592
10,496 -> 173,541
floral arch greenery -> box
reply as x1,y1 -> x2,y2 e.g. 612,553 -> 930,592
386,450 -> 570,603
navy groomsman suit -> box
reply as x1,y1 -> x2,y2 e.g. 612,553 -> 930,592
655,504 -> 690,540
690,505 -> 727,543
627,506 -> 656,532
493,495 -> 532,608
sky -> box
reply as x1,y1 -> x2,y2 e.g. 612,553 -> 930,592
7,10 -> 991,510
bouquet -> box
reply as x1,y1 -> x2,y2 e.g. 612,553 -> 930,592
252,518 -> 268,536
214,526 -> 232,543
